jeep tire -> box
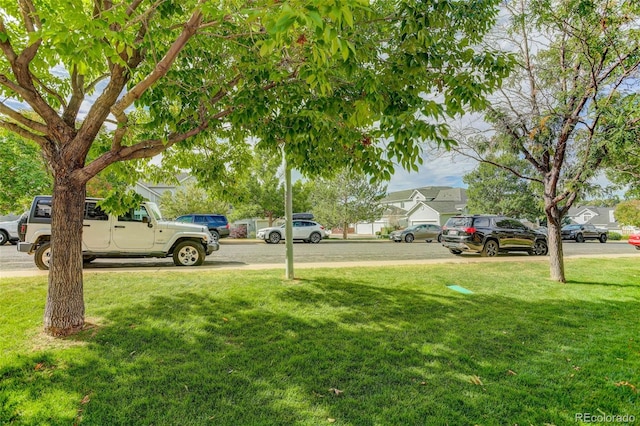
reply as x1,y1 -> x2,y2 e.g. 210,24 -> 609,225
35,242 -> 52,270
173,241 -> 205,266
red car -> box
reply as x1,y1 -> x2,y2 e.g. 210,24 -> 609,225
628,232 -> 640,250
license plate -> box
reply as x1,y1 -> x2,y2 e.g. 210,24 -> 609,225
449,230 -> 458,235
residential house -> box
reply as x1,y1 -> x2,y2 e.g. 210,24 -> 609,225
355,186 -> 467,235
134,173 -> 194,204
566,205 -> 623,233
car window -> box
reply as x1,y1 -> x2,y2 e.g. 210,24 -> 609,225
176,216 -> 192,223
85,202 -> 108,221
194,216 -> 208,223
446,217 -> 473,228
118,206 -> 150,223
509,220 -> 526,230
473,217 -> 490,228
34,198 -> 52,218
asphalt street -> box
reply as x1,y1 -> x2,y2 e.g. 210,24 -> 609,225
1,238 -> 638,277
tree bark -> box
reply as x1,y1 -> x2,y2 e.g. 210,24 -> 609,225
544,184 -> 567,283
43,176 -> 86,336
546,220 -> 565,283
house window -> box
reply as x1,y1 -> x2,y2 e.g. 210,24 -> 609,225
583,212 -> 593,222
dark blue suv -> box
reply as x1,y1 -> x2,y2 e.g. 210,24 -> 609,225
176,214 -> 229,242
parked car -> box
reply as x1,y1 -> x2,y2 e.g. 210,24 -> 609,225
0,214 -> 24,245
389,224 -> 442,243
18,196 -> 219,270
628,231 -> 640,250
257,220 -> 328,244
441,215 -> 548,257
175,214 -> 230,242
561,224 -> 608,243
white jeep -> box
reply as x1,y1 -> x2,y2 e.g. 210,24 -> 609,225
18,196 -> 219,270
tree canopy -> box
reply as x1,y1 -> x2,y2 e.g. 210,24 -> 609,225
0,0 -> 511,336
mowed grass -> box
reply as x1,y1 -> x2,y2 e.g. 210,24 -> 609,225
1,258 -> 639,425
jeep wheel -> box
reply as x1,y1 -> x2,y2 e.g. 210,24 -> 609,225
0,231 -> 8,245
481,240 -> 499,257
599,234 -> 607,243
35,242 -> 52,270
173,241 -> 205,266
309,232 -> 322,244
404,234 -> 414,243
532,240 -> 548,256
268,232 -> 282,244
576,234 -> 585,243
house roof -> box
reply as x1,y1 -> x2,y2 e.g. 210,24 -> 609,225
567,206 -> 617,227
408,200 -> 464,215
381,186 -> 458,203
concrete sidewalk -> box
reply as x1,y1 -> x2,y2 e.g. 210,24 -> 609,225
3,253 -> 637,279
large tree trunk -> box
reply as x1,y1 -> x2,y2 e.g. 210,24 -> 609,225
342,222 -> 348,239
544,192 -> 567,283
546,220 -> 565,283
44,176 -> 87,336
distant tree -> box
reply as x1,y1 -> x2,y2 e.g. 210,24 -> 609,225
310,169 -> 386,239
581,197 -> 622,208
614,200 -> 640,228
601,95 -> 640,198
0,131 -> 52,214
159,182 -> 230,219
222,151 -> 312,224
463,153 -> 543,221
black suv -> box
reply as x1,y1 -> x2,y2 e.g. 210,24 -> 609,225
441,215 -> 548,257
175,214 -> 229,242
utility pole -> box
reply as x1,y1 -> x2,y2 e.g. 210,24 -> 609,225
283,149 -> 294,279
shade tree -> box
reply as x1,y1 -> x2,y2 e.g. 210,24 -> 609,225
0,0 -> 510,336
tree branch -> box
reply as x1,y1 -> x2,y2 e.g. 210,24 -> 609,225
112,5 -> 205,115
0,101 -> 48,134
0,119 -> 48,145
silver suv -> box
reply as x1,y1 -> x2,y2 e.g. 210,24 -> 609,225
18,196 -> 219,270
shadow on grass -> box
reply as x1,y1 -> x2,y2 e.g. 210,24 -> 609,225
2,273 -> 639,425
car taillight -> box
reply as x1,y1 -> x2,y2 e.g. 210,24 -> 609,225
463,227 -> 476,234
20,224 -> 27,233
225,224 -> 229,229
320,226 -> 325,230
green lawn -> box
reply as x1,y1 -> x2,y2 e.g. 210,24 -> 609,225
1,258 -> 639,425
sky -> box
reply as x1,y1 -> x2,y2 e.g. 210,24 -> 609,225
385,154 -> 475,193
